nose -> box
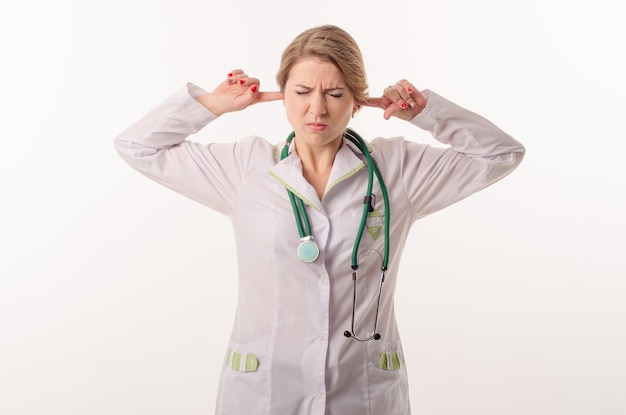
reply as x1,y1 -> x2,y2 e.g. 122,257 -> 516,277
308,93 -> 327,116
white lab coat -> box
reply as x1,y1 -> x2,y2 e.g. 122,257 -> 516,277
114,83 -> 525,415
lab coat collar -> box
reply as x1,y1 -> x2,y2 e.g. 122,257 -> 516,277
269,138 -> 366,212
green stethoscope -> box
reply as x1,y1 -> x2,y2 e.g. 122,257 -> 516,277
280,128 -> 390,341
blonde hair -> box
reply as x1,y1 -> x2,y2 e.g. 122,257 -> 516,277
276,25 -> 369,104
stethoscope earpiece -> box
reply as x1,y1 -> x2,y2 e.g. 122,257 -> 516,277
344,330 -> 382,341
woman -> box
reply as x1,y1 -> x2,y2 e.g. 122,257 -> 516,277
115,24 -> 524,415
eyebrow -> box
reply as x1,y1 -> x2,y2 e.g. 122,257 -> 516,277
294,84 -> 345,92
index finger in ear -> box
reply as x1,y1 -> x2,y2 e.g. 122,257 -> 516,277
256,91 -> 284,102
359,97 -> 386,109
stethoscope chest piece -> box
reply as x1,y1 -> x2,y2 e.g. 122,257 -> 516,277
297,237 -> 320,263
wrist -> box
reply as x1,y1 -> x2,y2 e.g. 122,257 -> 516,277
196,93 -> 224,116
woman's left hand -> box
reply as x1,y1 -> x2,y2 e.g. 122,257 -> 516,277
360,80 -> 427,121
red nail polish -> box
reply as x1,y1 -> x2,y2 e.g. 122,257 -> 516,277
401,102 -> 407,108
251,85 -> 258,93
407,87 -> 414,93
239,79 -> 245,84
227,72 -> 233,77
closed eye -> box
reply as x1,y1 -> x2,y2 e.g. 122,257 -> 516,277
294,91 -> 342,98
293,84 -> 345,97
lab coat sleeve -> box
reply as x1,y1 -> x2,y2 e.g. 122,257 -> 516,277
400,89 -> 525,221
113,83 -> 258,215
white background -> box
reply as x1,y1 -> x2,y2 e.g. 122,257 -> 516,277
1,0 -> 625,414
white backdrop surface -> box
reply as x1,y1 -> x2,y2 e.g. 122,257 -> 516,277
1,0 -> 625,414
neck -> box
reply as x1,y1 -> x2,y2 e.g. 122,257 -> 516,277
295,139 -> 341,171
294,138 -> 342,200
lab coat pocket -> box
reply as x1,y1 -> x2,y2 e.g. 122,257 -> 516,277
225,349 -> 259,373
217,338 -> 269,414
364,209 -> 384,242
367,340 -> 404,371
352,208 -> 385,255
377,349 -> 403,370
365,340 -> 410,413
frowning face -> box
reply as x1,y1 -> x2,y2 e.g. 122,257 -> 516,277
283,58 -> 356,152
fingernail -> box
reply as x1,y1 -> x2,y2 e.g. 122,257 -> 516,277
250,85 -> 258,93
227,72 -> 233,77
401,102 -> 407,109
239,79 -> 245,85
407,87 -> 414,93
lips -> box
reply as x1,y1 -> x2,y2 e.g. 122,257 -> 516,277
307,122 -> 327,131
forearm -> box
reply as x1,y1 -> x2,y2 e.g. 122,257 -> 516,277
113,83 -> 217,160
411,90 -> 525,165
398,91 -> 525,219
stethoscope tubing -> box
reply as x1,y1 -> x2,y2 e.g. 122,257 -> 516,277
280,128 -> 391,341
343,129 -> 390,271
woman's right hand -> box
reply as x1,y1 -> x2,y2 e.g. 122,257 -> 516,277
196,69 -> 283,116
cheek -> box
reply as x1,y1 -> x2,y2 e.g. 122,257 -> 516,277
331,97 -> 355,114
284,101 -> 301,125
332,102 -> 354,121
284,98 -> 305,116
